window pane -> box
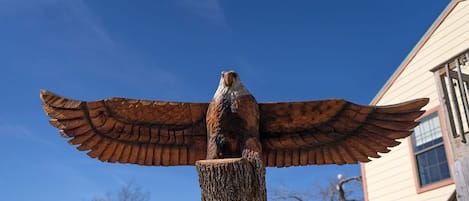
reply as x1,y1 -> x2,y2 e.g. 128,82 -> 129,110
415,144 -> 450,186
437,145 -> 447,161
417,154 -> 427,167
439,163 -> 451,179
413,113 -> 443,152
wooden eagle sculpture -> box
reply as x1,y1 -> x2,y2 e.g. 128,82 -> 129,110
40,71 -> 428,167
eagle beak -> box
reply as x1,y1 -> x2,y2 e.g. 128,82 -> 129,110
223,72 -> 233,87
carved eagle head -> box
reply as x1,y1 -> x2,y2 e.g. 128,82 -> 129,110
221,71 -> 241,88
213,70 -> 250,100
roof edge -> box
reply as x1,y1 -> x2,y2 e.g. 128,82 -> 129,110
371,0 -> 461,105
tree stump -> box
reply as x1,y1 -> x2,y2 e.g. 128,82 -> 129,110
196,158 -> 266,201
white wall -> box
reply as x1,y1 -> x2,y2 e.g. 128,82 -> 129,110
364,1 -> 469,200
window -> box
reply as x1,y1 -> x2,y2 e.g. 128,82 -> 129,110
411,112 -> 451,187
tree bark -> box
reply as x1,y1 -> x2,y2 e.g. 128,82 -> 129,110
453,157 -> 469,200
196,158 -> 266,201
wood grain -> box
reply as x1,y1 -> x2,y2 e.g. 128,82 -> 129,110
260,98 -> 428,167
40,89 -> 428,168
196,158 -> 266,201
40,90 -> 208,166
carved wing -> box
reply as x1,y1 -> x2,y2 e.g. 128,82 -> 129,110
259,98 -> 428,167
40,90 -> 208,166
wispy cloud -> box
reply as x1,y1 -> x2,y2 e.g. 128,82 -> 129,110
1,0 -> 186,99
0,0 -> 113,46
110,174 -> 130,187
39,159 -> 107,200
63,0 -> 114,46
0,122 -> 52,145
177,0 -> 228,26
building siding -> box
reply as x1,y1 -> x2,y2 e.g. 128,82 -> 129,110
363,1 -> 469,200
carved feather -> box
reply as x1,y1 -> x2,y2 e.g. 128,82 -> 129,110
40,90 -> 208,166
259,98 -> 428,167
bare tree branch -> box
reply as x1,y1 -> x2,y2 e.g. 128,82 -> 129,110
92,181 -> 150,201
270,185 -> 312,201
271,175 -> 363,201
337,176 -> 361,201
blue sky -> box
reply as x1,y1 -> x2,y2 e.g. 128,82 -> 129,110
0,0 -> 449,200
